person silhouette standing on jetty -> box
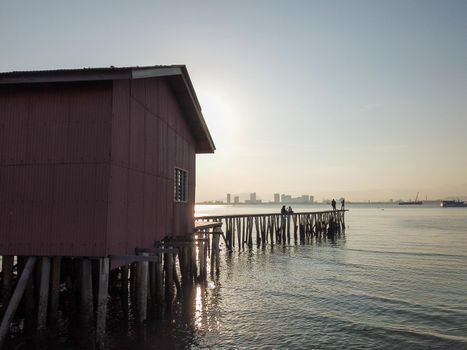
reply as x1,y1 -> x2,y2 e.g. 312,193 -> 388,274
341,198 -> 345,210
281,205 -> 287,215
331,199 -> 336,210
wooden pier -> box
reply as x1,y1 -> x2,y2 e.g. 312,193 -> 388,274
195,209 -> 347,251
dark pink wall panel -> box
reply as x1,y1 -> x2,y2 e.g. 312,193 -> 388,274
143,174 -> 157,246
107,77 -> 196,255
107,164 -> 128,255
127,169 -> 144,249
111,80 -> 130,167
0,83 -> 112,256
145,111 -> 158,175
129,99 -> 145,172
0,163 -> 109,256
158,120 -> 168,178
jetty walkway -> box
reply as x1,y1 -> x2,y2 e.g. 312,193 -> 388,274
195,209 -> 347,251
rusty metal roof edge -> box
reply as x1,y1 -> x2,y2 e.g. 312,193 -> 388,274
131,66 -> 183,80
0,65 -> 181,85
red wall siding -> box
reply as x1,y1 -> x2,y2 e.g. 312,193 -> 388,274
107,77 -> 196,255
0,83 -> 112,256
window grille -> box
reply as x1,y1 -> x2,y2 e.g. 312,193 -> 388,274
174,168 -> 187,202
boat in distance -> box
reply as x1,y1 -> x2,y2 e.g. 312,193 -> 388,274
440,200 -> 467,207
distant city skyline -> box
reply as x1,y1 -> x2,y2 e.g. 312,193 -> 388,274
221,192 -> 315,204
198,191 -> 462,204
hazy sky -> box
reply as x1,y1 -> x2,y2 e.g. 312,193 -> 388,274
1,1 -> 466,202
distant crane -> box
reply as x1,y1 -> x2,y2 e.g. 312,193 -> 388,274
399,192 -> 423,205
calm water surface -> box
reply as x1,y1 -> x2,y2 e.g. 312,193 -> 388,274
105,204 -> 467,350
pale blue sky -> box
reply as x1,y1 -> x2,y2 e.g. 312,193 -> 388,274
1,1 -> 466,201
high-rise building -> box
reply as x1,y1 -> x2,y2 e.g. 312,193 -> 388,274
274,193 -> 280,203
227,193 -> 231,204
310,195 -> 314,204
234,196 -> 240,204
245,192 -> 262,204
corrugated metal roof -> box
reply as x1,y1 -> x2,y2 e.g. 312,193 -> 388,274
0,65 -> 215,153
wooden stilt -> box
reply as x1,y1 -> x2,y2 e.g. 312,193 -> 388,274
243,217 -> 247,250
269,216 -> 274,244
213,226 -> 222,275
164,252 -> 174,305
80,258 -> 94,346
198,239 -> 205,280
281,216 -> 286,244
0,257 -> 36,349
37,257 -> 51,335
149,260 -> 156,308
23,261 -> 36,336
129,263 -> 136,303
136,253 -> 149,323
96,257 -> 109,347
120,265 -> 128,293
172,256 -> 181,298
48,257 -> 61,326
155,256 -> 163,306
237,218 -> 242,251
293,215 -> 298,244
1,256 -> 14,307
191,245 -> 197,280
120,265 -> 129,316
248,217 -> 253,248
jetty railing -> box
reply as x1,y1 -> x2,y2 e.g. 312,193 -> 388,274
195,210 -> 347,251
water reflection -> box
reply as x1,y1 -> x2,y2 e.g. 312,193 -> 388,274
195,285 -> 202,329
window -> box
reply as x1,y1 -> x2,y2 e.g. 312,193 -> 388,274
174,168 -> 188,202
